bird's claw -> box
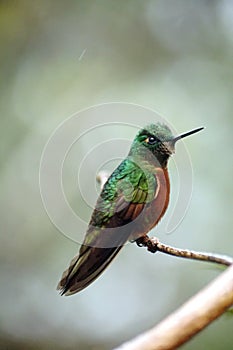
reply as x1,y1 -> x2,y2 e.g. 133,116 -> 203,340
136,236 -> 149,247
135,236 -> 159,253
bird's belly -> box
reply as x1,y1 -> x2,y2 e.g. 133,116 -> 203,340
129,167 -> 170,241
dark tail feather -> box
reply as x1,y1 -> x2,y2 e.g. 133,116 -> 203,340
57,245 -> 124,295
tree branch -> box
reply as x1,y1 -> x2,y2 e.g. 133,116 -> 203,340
114,264 -> 233,350
136,235 -> 233,267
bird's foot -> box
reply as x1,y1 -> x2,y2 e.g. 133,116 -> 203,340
136,235 -> 149,247
136,236 -> 159,253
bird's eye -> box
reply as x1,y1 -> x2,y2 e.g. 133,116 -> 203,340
145,136 -> 158,145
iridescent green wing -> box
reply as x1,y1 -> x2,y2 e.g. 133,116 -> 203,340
82,158 -> 157,248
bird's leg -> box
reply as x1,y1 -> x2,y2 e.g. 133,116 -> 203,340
136,235 -> 159,253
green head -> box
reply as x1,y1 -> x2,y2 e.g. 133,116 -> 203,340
129,123 -> 204,168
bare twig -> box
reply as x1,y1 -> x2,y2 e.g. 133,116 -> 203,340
136,235 -> 233,267
115,264 -> 233,350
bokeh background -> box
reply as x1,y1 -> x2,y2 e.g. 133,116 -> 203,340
1,1 -> 233,349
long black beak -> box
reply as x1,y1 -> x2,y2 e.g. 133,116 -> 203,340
166,127 -> 204,154
172,127 -> 204,144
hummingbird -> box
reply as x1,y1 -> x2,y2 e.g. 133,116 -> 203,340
57,123 -> 203,295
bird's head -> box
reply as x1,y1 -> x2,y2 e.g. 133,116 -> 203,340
129,123 -> 204,168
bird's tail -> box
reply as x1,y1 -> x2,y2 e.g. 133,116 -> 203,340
57,244 -> 124,295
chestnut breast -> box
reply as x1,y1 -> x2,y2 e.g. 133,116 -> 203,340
129,167 -> 170,241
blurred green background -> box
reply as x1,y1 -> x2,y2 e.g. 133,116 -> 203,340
1,1 -> 233,349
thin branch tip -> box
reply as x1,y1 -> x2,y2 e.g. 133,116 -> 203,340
136,235 -> 233,267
